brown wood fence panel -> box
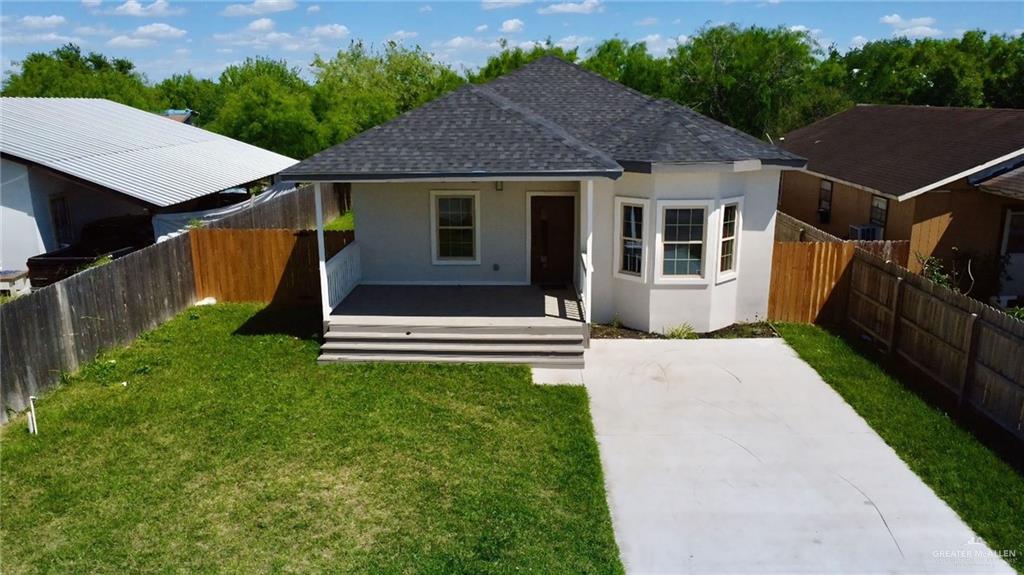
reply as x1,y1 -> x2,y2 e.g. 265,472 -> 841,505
768,242 -> 854,323
0,234 -> 195,424
772,240 -> 1024,440
210,183 -> 345,230
190,228 -> 353,305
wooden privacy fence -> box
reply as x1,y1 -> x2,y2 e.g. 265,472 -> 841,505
190,228 -> 353,305
774,211 -> 910,267
0,234 -> 195,424
1,185 -> 348,423
769,241 -> 1024,441
210,183 -> 347,230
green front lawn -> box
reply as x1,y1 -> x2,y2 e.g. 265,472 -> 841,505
1,304 -> 622,574
777,323 -> 1024,573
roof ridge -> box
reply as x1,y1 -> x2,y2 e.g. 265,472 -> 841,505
469,83 -> 621,170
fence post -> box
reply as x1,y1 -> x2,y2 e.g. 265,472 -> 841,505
888,276 -> 904,355
958,312 -> 981,410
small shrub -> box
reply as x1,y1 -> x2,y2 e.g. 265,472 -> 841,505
610,315 -> 622,329
664,323 -> 698,340
1007,306 -> 1024,321
187,218 -> 206,229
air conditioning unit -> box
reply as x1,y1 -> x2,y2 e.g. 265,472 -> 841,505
849,224 -> 883,241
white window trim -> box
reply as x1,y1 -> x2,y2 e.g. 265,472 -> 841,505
716,196 -> 743,285
613,196 -> 650,283
654,199 -> 715,286
430,189 -> 481,266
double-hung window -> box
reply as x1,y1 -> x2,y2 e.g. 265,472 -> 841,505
718,198 -> 742,282
818,180 -> 833,223
614,197 -> 648,281
430,190 -> 480,265
870,195 -> 888,228
655,200 -> 714,284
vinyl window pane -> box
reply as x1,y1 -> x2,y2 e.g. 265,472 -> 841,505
436,196 -> 475,259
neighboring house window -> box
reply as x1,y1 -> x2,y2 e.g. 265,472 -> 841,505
870,195 -> 888,227
50,196 -> 73,246
818,180 -> 833,224
430,190 -> 480,265
613,197 -> 649,281
655,199 -> 714,284
718,199 -> 742,282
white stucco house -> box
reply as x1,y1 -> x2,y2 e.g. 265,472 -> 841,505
280,57 -> 806,367
0,98 -> 296,282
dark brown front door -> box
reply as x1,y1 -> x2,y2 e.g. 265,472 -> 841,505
530,196 -> 574,286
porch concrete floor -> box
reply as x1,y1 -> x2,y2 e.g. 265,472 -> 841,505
330,285 -> 583,326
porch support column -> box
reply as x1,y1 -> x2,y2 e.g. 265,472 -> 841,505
584,178 -> 594,324
314,182 -> 330,321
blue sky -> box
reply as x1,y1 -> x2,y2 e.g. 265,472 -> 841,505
1,0 -> 1021,81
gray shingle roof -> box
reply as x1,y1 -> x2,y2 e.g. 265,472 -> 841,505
281,56 -> 803,181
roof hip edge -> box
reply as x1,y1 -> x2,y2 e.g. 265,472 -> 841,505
468,83 -> 621,169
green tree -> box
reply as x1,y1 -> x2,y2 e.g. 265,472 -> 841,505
154,73 -> 223,127
667,25 -> 835,139
209,58 -> 323,159
582,39 -> 671,97
311,41 -> 462,145
468,39 -> 579,83
2,44 -> 159,110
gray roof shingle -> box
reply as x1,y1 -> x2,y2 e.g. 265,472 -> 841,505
281,56 -> 803,181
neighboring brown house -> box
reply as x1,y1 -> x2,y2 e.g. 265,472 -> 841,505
778,104 -> 1024,304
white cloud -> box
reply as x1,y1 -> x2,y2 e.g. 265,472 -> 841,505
537,0 -> 602,15
108,34 -> 155,47
75,25 -> 115,36
390,29 -> 419,41
173,47 -> 189,55
879,14 -> 941,38
554,34 -> 592,49
221,0 -> 296,17
482,0 -> 531,8
20,15 -> 67,28
306,4 -> 320,12
475,24 -> 489,32
634,16 -> 657,26
439,36 -> 498,50
419,4 -> 432,12
500,18 -> 524,33
82,0 -> 102,7
111,0 -> 182,17
135,22 -> 186,38
637,33 -> 685,56
3,32 -> 82,45
850,35 -> 869,48
311,23 -> 349,38
247,17 -> 275,32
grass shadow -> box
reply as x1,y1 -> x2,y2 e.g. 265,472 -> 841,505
233,304 -> 322,340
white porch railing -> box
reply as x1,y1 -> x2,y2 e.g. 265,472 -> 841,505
577,251 -> 592,323
325,240 -> 361,314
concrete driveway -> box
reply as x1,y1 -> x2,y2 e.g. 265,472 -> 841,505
581,338 -> 1014,574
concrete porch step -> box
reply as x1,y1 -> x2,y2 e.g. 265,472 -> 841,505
326,322 -> 584,336
324,331 -> 584,344
321,341 -> 585,354
317,352 -> 585,368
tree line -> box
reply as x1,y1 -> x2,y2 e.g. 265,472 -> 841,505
3,26 -> 1021,159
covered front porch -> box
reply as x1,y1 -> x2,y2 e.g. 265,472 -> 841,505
309,180 -> 597,367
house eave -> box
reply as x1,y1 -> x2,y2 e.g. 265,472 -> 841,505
278,168 -> 624,183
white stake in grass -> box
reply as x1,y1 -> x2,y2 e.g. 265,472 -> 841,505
27,395 -> 38,435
